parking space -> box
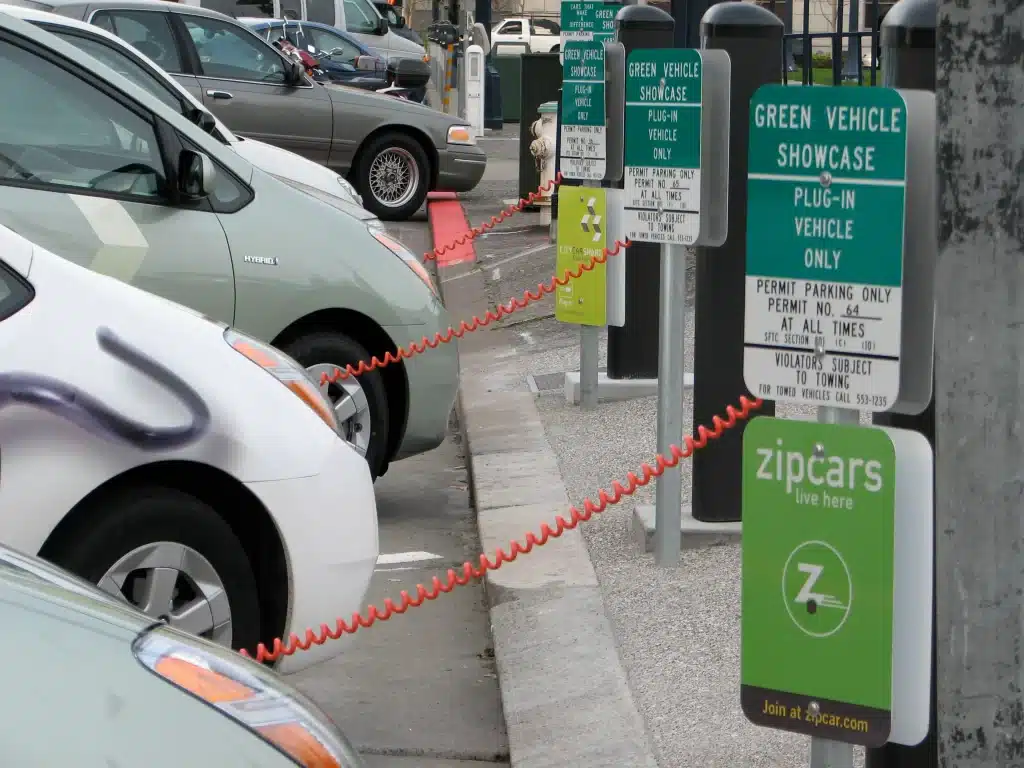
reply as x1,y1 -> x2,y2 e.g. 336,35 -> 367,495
292,430 -> 509,767
288,213 -> 509,767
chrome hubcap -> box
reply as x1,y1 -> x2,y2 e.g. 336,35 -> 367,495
368,147 -> 419,208
307,362 -> 372,458
98,542 -> 232,645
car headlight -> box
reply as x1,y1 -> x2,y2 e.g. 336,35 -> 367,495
367,223 -> 439,297
446,125 -> 475,145
224,328 -> 341,435
336,174 -> 363,206
134,626 -> 365,767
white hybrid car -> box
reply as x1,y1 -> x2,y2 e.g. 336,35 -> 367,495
0,3 -> 366,211
0,223 -> 378,673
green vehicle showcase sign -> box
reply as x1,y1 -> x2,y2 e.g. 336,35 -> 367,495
623,48 -> 703,244
555,189 -> 607,326
742,85 -> 909,413
560,41 -> 606,181
741,417 -> 896,747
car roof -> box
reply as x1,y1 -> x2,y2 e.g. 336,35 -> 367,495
0,2 -> 240,141
240,17 -> 375,53
0,8 -> 254,178
24,0 -> 243,24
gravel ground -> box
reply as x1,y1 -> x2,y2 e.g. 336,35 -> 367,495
485,302 -> 873,767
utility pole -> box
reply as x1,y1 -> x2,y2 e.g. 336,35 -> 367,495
933,0 -> 1024,764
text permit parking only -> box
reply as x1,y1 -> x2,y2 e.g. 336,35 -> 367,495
743,85 -> 909,412
560,41 -> 606,181
623,48 -> 703,245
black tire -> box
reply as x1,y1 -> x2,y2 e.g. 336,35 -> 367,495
283,330 -> 390,480
43,486 -> 261,653
354,131 -> 430,221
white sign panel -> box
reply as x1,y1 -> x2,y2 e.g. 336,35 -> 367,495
623,168 -> 701,244
743,277 -> 903,411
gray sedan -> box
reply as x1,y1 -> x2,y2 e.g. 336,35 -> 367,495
17,0 -> 486,220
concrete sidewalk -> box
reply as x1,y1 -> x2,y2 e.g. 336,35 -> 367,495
427,169 -> 873,765
429,159 -> 658,767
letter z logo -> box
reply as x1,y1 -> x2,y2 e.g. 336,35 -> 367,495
793,563 -> 825,605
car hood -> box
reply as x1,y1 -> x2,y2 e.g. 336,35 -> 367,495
323,81 -> 449,121
275,174 -> 377,221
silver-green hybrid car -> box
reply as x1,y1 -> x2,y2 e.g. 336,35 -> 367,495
0,10 -> 458,479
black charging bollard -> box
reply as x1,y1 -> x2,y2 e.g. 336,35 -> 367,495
689,2 -> 781,524
867,3 -> 937,766
606,4 -> 675,381
671,0 -> 713,49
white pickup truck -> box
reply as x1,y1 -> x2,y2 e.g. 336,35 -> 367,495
491,16 -> 561,53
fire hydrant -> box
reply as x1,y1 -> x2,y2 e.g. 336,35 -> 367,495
528,101 -> 558,227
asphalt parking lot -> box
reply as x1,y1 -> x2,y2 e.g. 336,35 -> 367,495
288,213 -> 509,768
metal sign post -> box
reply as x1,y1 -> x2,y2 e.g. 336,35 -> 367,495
622,47 -> 730,566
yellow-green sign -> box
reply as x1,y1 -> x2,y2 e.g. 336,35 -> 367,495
555,189 -> 607,326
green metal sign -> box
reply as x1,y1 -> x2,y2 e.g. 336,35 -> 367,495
741,417 -> 896,747
623,48 -> 703,244
555,189 -> 607,326
560,1 -> 620,45
560,41 -> 606,181
743,85 -> 909,412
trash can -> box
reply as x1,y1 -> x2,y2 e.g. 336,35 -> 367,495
484,59 -> 503,129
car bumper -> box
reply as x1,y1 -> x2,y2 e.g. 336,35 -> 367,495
435,145 -> 487,193
243,436 -> 379,674
385,304 -> 460,461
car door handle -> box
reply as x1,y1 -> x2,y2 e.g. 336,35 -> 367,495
207,90 -> 233,100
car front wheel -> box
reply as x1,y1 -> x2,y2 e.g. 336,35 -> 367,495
42,486 -> 262,653
283,331 -> 390,480
355,131 -> 430,221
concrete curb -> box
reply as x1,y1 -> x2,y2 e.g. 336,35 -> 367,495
431,196 -> 659,768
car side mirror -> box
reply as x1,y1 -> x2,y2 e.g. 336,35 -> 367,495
377,16 -> 389,35
284,58 -> 304,84
178,149 -> 215,200
186,106 -> 218,136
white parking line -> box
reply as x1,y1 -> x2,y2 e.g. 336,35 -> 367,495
376,551 -> 443,565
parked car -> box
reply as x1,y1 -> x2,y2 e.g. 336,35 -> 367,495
180,0 -> 427,64
21,0 -> 484,218
0,3 -> 365,210
371,1 -> 422,46
0,221 -> 379,670
0,547 -> 366,765
0,9 -> 459,480
243,17 -> 391,91
491,15 -> 559,54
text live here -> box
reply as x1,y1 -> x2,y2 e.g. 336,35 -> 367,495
743,85 -> 909,412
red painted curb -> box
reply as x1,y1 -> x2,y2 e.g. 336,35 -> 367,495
427,196 -> 475,268
427,191 -> 459,202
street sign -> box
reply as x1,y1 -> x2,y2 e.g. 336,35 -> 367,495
741,417 -> 896,747
560,0 -> 621,47
623,48 -> 703,245
560,41 -> 606,181
743,85 -> 910,412
555,189 -> 608,326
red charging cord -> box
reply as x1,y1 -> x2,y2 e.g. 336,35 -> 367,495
240,395 -> 763,663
